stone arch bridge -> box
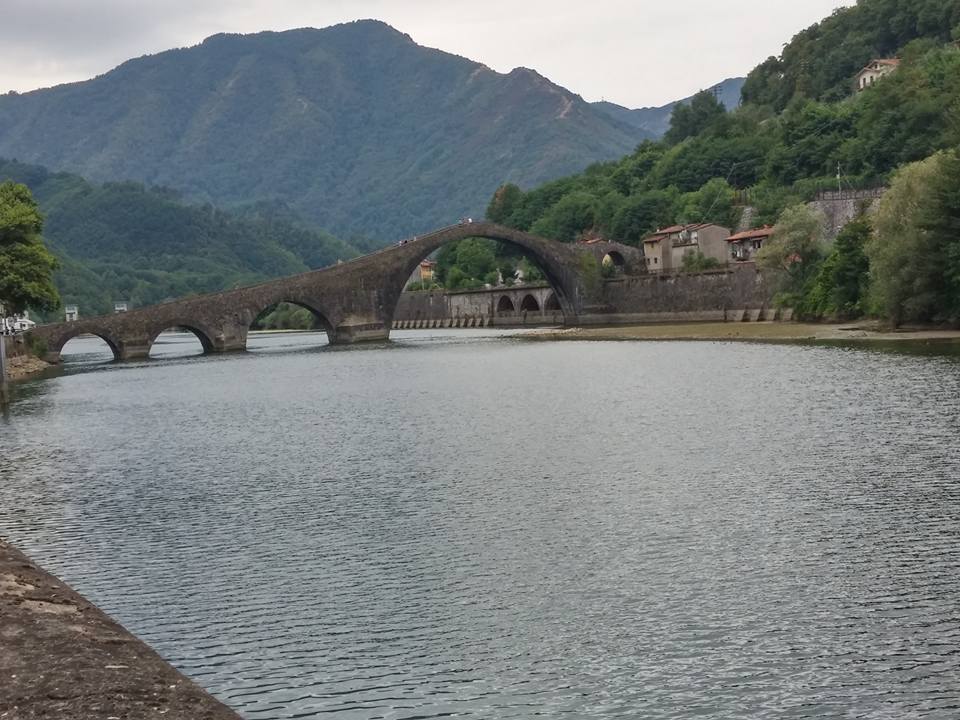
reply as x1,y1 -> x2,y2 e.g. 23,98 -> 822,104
28,222 -> 641,363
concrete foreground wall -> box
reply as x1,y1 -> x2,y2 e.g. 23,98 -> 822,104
0,539 -> 241,720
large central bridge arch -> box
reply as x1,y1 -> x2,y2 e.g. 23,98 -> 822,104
381,222 -> 583,328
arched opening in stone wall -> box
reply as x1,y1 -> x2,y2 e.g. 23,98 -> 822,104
148,326 -> 213,359
520,294 -> 540,312
497,296 -> 516,314
248,301 -> 333,353
545,293 -> 561,312
602,251 -> 627,277
389,225 -> 576,333
59,333 -> 120,365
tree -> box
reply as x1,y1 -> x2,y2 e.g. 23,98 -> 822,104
917,150 -> 960,319
801,218 -> 871,318
756,204 -> 826,300
865,154 -> 947,324
530,192 -> 598,242
678,178 -> 738,228
0,181 -> 60,314
663,90 -> 726,146
609,191 -> 676,245
681,251 -> 721,272
486,183 -> 524,225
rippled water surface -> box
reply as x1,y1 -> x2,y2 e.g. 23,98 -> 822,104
2,330 -> 960,719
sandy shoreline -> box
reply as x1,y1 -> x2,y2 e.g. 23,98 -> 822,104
521,322 -> 960,345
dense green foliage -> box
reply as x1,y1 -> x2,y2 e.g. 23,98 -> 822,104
0,160 -> 355,318
0,21 -> 649,242
866,152 -> 960,324
431,238 -> 544,290
742,0 -> 960,110
468,1 -> 960,322
801,219 -> 871,319
0,181 -> 60,314
483,42 -> 960,253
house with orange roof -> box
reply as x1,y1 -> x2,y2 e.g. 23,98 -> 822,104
642,223 -> 731,272
727,225 -> 775,263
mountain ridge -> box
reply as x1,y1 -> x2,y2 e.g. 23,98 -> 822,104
592,77 -> 745,139
0,20 -> 652,242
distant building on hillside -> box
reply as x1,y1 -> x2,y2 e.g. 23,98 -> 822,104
727,225 -> 775,263
855,59 -> 900,91
65,305 -> 79,322
114,301 -> 129,314
642,223 -> 731,272
407,260 -> 437,288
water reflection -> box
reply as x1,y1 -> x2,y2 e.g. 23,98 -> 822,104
1,332 -> 959,719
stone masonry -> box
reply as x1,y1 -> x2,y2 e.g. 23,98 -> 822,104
26,222 -> 641,362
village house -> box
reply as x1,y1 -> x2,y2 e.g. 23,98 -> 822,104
727,225 -> 775,263
642,223 -> 731,272
855,59 -> 899,91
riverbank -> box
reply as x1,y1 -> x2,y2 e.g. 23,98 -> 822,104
5,353 -> 53,380
524,321 -> 960,344
0,538 -> 242,720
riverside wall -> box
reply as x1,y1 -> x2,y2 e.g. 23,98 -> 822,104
808,189 -> 885,240
592,263 -> 774,323
394,264 -> 777,327
0,538 -> 242,720
3,334 -> 54,381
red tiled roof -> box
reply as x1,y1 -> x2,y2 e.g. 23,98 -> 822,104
727,225 -> 775,242
643,223 -> 715,242
858,58 -> 900,73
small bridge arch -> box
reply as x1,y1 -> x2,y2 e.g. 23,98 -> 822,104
146,320 -> 219,356
245,298 -> 336,336
52,329 -> 123,363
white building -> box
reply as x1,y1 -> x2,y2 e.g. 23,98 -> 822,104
856,59 -> 899,91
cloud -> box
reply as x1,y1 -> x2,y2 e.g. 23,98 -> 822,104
1,0 -> 853,106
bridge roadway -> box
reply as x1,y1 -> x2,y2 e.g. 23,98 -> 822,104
28,222 -> 640,363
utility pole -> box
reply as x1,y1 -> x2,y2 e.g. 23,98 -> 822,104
0,332 -> 10,407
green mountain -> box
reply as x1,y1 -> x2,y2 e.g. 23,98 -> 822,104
0,20 -> 647,243
593,77 -> 745,139
486,0 -> 960,243
0,159 -> 356,318
743,0 -> 960,109
476,0 -> 960,323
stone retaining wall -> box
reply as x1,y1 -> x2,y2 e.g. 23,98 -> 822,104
0,539 -> 242,720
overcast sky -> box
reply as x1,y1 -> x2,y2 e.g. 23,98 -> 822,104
3,0 -> 853,108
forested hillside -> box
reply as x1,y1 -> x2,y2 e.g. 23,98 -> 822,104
742,0 -> 960,109
451,0 -> 960,323
0,20 -> 649,242
0,160 -> 356,318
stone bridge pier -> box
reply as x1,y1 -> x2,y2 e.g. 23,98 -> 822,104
27,222 -> 643,363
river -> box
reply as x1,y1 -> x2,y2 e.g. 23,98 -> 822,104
1,330 -> 959,719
